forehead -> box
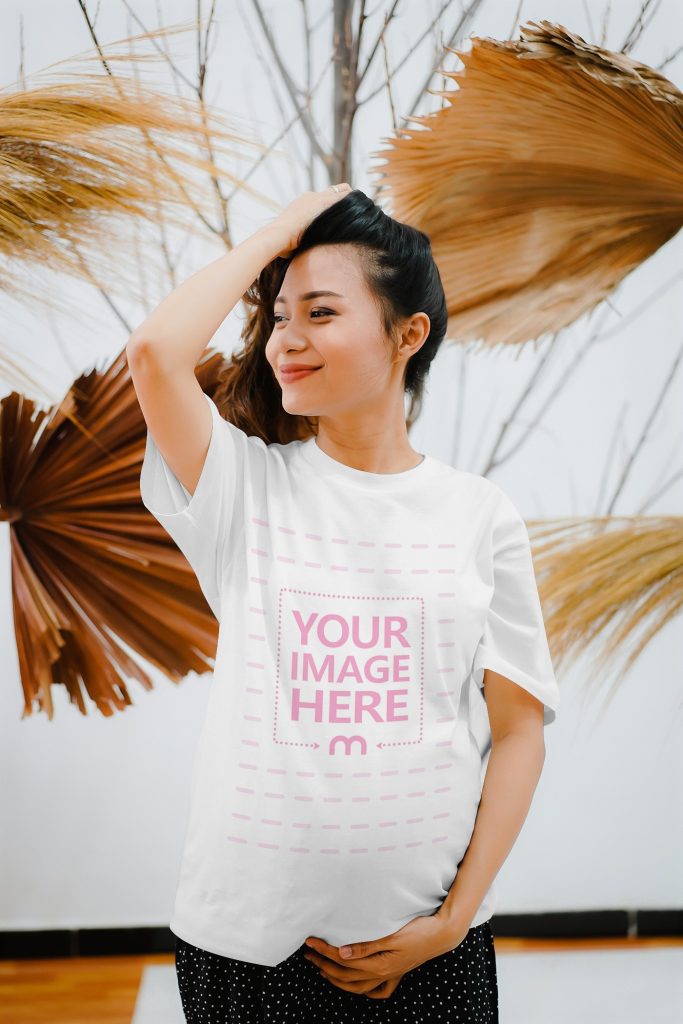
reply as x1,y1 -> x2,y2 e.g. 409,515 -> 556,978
275,246 -> 363,304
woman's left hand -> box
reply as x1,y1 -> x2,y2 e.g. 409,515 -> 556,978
302,911 -> 470,1000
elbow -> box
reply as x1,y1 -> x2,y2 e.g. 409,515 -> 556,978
126,334 -> 161,373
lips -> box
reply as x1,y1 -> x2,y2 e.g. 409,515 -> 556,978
280,367 -> 322,381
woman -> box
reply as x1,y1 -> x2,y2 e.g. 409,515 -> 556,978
128,184 -> 560,1022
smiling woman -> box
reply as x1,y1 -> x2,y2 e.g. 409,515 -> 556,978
130,184 -> 557,1024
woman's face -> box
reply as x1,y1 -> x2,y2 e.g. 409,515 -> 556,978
265,244 -> 400,418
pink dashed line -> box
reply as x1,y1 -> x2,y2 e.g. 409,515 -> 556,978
351,796 -> 370,802
408,767 -> 427,773
276,555 -> 295,564
379,821 -> 398,827
380,794 -> 398,800
251,517 -> 268,527
290,847 -> 310,853
350,823 -> 370,830
358,541 -> 376,547
303,561 -> 323,568
433,812 -> 450,820
249,606 -> 266,615
378,845 -> 396,852
293,822 -> 312,829
350,848 -> 370,853
411,543 -> 429,549
331,537 -> 349,544
264,792 -> 285,799
250,548 -> 268,557
227,836 -> 248,844
411,569 -> 429,574
407,818 -> 424,824
238,763 -> 257,771
432,836 -> 448,843
304,533 -> 323,541
277,526 -> 296,535
407,791 -> 426,798
321,849 -> 341,854
246,661 -> 264,669
231,813 -> 250,820
258,842 -> 279,849
235,787 -> 254,794
261,818 -> 282,826
406,841 -> 423,848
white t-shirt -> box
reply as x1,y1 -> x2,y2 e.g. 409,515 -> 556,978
140,391 -> 560,967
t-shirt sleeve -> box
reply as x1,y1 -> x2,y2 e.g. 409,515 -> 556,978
471,488 -> 560,727
139,391 -> 246,621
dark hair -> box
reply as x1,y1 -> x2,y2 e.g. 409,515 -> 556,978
214,188 -> 448,444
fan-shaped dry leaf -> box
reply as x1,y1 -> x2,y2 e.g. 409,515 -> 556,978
372,18 -> 683,348
0,47 -> 275,307
527,514 -> 683,702
0,348 -> 232,720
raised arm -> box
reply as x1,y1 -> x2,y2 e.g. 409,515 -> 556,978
126,185 -> 351,496
126,225 -> 289,497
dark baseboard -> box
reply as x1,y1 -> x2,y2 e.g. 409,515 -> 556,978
1,910 -> 681,960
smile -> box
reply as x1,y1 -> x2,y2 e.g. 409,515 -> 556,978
280,367 -> 322,381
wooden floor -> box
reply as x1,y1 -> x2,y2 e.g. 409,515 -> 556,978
1,936 -> 681,1024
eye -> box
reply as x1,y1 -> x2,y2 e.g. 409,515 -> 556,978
272,308 -> 335,324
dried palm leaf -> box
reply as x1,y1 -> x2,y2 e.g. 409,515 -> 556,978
372,18 -> 683,348
527,514 -> 683,705
0,57 -> 274,309
0,348 -> 230,720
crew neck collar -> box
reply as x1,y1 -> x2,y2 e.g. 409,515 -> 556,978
299,435 -> 440,489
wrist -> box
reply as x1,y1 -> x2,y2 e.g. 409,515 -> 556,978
435,899 -> 475,937
256,220 -> 294,259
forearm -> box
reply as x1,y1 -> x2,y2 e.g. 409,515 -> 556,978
436,729 -> 546,934
127,224 -> 288,375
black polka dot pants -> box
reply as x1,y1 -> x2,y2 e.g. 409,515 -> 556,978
174,920 -> 498,1022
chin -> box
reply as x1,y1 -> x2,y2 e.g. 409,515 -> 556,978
282,399 -> 321,417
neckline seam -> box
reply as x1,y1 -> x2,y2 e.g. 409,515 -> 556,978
298,436 -> 438,486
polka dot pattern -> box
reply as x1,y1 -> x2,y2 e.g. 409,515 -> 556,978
175,920 -> 498,1022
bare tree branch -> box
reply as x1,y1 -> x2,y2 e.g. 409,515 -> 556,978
605,338 -> 683,513
620,0 -> 664,54
250,0 -> 331,169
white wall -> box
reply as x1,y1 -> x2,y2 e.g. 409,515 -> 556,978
1,0 -> 682,932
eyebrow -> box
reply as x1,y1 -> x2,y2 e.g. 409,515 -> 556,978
273,290 -> 345,306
